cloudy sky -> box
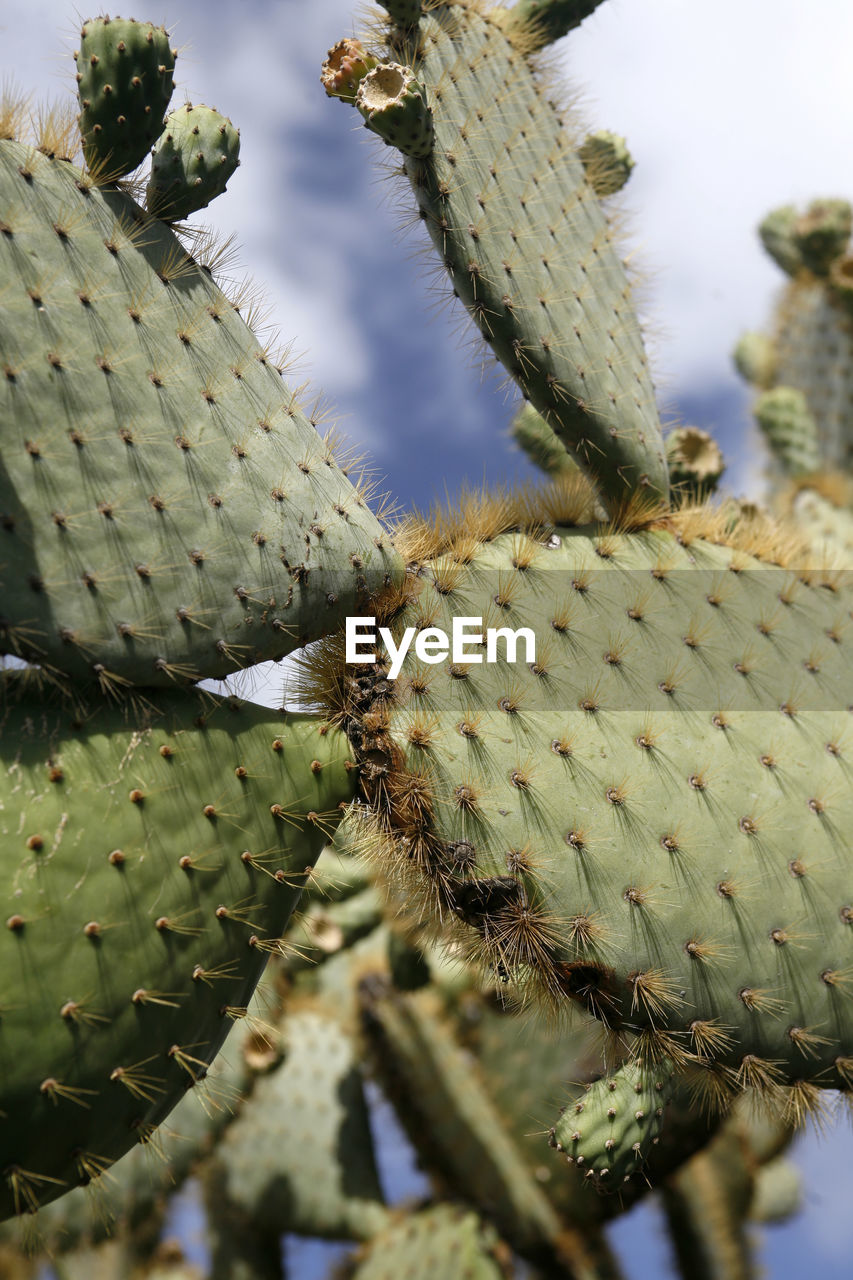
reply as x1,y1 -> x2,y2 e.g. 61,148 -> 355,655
4,3 -> 853,1274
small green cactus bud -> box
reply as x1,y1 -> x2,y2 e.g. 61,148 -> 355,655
754,386 -> 821,476
578,130 -> 634,196
733,330 -> 777,389
758,205 -> 803,277
553,1060 -> 677,1191
321,39 -> 379,101
665,427 -> 725,501
793,198 -> 852,277
75,16 -> 176,176
356,63 -> 433,159
379,0 -> 422,27
146,103 -> 240,221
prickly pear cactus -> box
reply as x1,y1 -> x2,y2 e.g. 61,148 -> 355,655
0,105 -> 401,690
75,16 -> 176,176
324,0 -> 668,510
0,678 -> 354,1219
146,104 -> 240,221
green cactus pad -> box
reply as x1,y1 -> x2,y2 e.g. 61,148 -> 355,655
346,1205 -> 511,1280
510,404 -> 579,479
754,387 -> 821,476
732,331 -> 776,390
0,679 -> 354,1221
75,17 -> 176,177
356,64 -> 434,160
214,1003 -> 387,1240
309,488 -> 853,1101
664,427 -> 725,500
331,2 -> 668,511
146,104 -> 240,221
379,1 -> 422,28
0,136 -> 401,688
494,1 -> 608,50
578,131 -> 634,198
552,1060 -> 676,1189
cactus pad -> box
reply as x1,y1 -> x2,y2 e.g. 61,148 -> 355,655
75,17 -> 176,176
0,679 -> 354,1220
146,104 -> 240,221
0,134 -> 400,688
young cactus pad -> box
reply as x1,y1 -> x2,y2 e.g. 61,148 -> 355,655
75,16 -> 176,176
146,104 -> 241,221
308,486 -> 853,1109
0,679 -> 355,1220
325,1 -> 668,511
0,128 -> 401,688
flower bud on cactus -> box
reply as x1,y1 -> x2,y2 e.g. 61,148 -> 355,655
321,39 -> 379,101
146,103 -> 240,221
578,130 -> 634,197
75,16 -> 176,175
356,64 -> 433,160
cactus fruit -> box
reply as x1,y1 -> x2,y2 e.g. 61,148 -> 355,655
325,2 -> 669,511
732,332 -> 776,391
0,119 -> 401,689
355,65 -> 434,160
791,199 -> 852,278
321,40 -> 379,102
577,132 -> 634,198
146,105 -> 240,222
664,428 -> 725,501
0,678 -> 354,1220
75,17 -> 176,176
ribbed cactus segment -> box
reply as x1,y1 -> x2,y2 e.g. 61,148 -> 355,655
661,1124 -> 756,1280
495,0 -> 609,50
331,2 -> 668,511
0,679 -> 354,1221
553,1061 -> 676,1189
346,1205 -> 512,1280
214,1004 -> 388,1240
578,131 -> 634,197
793,198 -> 852,277
146,104 -> 240,221
753,387 -> 821,476
75,17 -> 176,176
664,427 -> 725,500
356,64 -> 434,159
0,135 -> 401,687
318,490 -> 853,1103
510,404 -> 578,478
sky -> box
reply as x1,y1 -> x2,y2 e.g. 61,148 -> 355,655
6,3 -> 853,1276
